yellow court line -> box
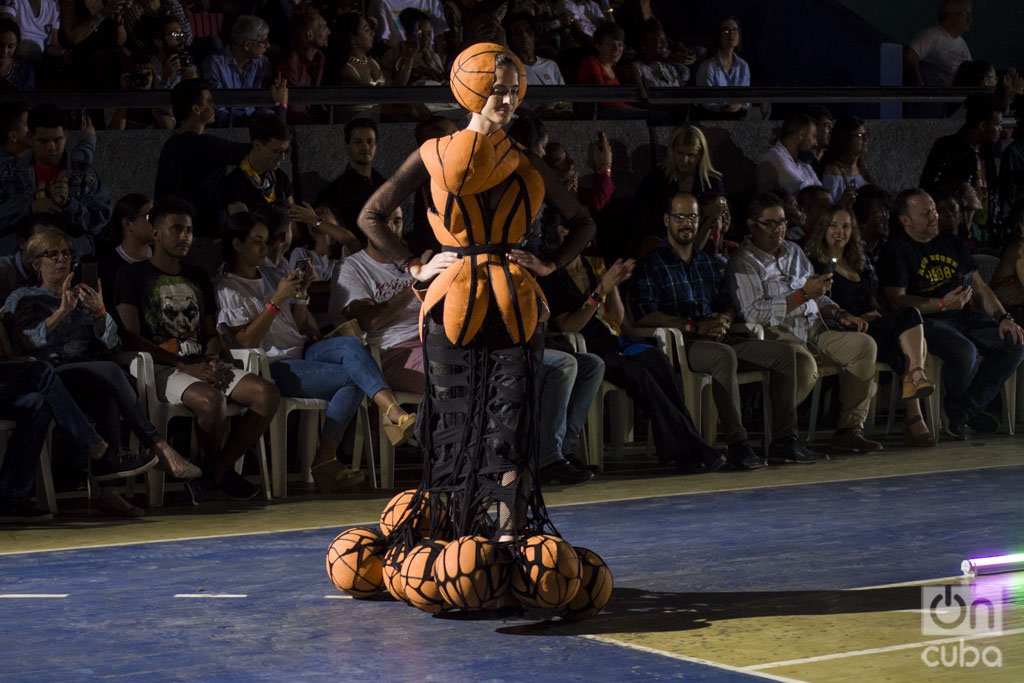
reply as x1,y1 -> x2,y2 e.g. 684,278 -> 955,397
579,634 -> 811,683
745,627 -> 1024,671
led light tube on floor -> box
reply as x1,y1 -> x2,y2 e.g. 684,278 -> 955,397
961,553 -> 1024,577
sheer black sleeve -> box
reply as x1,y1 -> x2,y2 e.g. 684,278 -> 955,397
528,153 -> 596,268
358,149 -> 430,266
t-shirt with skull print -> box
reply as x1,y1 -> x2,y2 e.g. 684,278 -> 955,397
114,261 -> 216,359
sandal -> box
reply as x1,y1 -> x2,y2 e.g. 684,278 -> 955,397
903,414 -> 937,448
383,410 -> 417,447
901,366 -> 935,401
311,460 -> 366,493
95,490 -> 145,518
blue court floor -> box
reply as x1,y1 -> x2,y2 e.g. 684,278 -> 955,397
1,466 -> 1021,682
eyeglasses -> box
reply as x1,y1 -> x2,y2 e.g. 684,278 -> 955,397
668,212 -> 699,224
852,131 -> 869,139
166,31 -> 185,39
40,249 -> 74,261
757,219 -> 789,231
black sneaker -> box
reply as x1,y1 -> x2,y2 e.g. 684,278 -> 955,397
769,437 -> 825,464
539,459 -> 594,485
967,412 -> 1001,434
219,470 -> 262,500
0,497 -> 53,524
727,442 -> 767,470
91,448 -> 158,482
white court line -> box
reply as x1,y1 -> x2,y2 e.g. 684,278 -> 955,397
849,575 -> 965,590
745,627 -> 1024,671
580,635 -> 810,683
2,461 -> 1018,557
173,593 -> 247,598
324,595 -> 353,599
0,593 -> 68,598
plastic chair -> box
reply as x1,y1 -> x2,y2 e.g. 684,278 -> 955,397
922,355 -> 1016,438
129,350 -> 271,506
368,345 -> 420,490
0,420 -> 56,514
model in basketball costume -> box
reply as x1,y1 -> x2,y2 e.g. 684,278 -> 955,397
325,44 -> 613,618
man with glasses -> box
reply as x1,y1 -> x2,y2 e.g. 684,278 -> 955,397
878,187 -> 1024,439
0,103 -> 111,260
727,193 -> 883,454
222,116 -> 295,217
202,15 -> 273,123
631,192 -> 824,468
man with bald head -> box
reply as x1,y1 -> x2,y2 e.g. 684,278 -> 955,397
630,192 -> 822,469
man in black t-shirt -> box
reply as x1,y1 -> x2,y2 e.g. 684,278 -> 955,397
114,196 -> 280,500
315,118 -> 386,246
878,188 -> 1024,439
222,116 -> 294,216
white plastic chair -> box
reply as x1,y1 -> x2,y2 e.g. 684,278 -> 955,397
129,350 -> 271,506
922,355 -> 1016,438
368,344 -> 420,490
0,420 -> 56,514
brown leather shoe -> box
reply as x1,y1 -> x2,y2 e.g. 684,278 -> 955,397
830,428 -> 883,453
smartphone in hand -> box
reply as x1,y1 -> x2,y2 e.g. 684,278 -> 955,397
961,271 -> 974,289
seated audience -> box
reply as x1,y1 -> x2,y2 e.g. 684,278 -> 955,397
0,18 -> 35,90
935,182 -> 981,251
368,0 -> 447,48
94,193 -> 153,314
554,0 -> 604,38
122,0 -> 192,56
694,16 -> 749,118
631,192 -> 824,467
201,15 -> 273,122
804,105 -> 834,173
757,113 -> 820,197
60,0 -> 128,89
144,14 -> 198,91
0,103 -> 111,259
114,196 -> 281,500
505,13 -> 572,118
820,117 -> 875,205
576,21 -> 632,111
727,193 -> 883,453
920,93 -> 1002,247
878,188 -> 1024,439
217,211 -> 415,491
280,9 -> 330,124
0,0 -> 61,62
852,185 -> 892,268
289,205 -> 356,283
222,115 -> 295,215
804,204 -> 937,447
3,227 -> 201,513
999,122 -> 1024,221
631,19 -> 689,95
697,192 -> 738,265
540,224 -> 726,473
0,214 -> 61,302
382,8 -> 445,86
989,205 -> 1024,322
316,117 -> 386,247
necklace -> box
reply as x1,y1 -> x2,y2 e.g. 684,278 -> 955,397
348,54 -> 369,66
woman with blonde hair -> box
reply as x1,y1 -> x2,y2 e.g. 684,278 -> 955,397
636,125 -> 724,251
804,205 -> 936,447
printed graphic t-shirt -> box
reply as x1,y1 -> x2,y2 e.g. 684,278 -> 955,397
114,260 -> 215,358
876,231 -> 977,316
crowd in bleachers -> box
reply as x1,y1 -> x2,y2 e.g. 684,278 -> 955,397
2,0 -> 1024,523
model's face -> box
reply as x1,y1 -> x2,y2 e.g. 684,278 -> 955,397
30,126 -> 65,168
234,223 -> 269,268
153,213 -> 194,258
665,195 -> 699,247
749,205 -> 788,253
346,127 -> 377,166
826,210 -> 854,251
901,193 -> 939,242
479,66 -> 520,128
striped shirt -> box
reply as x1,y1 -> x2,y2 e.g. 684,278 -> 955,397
727,237 -> 835,341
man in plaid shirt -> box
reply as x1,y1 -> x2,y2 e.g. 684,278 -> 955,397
631,192 -> 824,468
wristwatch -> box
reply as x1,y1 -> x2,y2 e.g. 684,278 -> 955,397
996,312 -> 1015,324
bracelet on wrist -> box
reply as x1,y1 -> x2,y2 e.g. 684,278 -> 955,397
792,289 -> 806,306
938,297 -> 946,311
265,300 -> 281,314
92,306 -> 106,319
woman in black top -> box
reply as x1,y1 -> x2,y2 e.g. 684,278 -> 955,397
540,224 -> 723,472
805,205 -> 936,447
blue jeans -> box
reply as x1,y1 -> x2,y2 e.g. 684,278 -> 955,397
923,314 -> 1024,425
537,350 -> 605,468
269,336 -> 389,442
0,360 -> 103,498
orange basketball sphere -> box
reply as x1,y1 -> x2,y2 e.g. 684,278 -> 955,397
400,540 -> 449,613
449,43 -> 527,113
325,526 -> 385,598
553,547 -> 613,621
379,489 -> 432,538
433,535 -> 509,609
510,534 -> 582,610
382,544 -> 409,603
